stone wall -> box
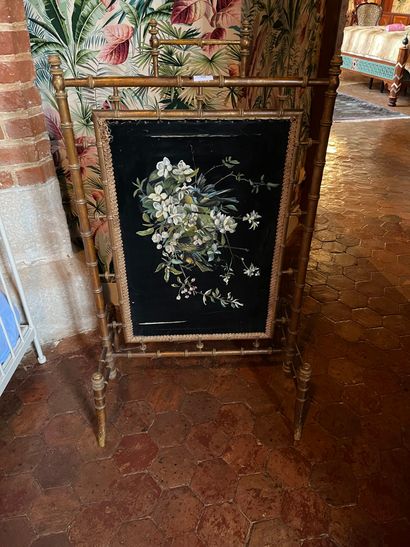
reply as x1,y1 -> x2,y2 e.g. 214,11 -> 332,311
0,0 -> 95,343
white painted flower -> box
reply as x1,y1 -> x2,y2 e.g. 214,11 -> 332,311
243,263 -> 260,277
156,157 -> 172,178
207,243 -> 221,262
152,232 -> 162,244
211,210 -> 237,234
153,200 -> 170,219
164,242 -> 176,254
243,210 -> 262,230
167,205 -> 184,225
148,184 -> 167,202
193,235 -> 203,246
172,160 -> 195,182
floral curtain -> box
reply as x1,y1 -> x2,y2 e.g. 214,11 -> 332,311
24,0 -> 326,273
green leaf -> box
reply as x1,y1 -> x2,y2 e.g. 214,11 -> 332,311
43,0 -> 68,44
155,263 -> 166,273
136,227 -> 154,236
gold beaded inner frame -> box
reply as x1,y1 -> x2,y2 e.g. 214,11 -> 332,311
93,110 -> 302,344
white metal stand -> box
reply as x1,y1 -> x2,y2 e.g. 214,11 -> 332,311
0,215 -> 46,397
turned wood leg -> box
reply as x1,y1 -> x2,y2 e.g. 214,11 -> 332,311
388,37 -> 409,107
294,361 -> 312,441
91,372 -> 106,448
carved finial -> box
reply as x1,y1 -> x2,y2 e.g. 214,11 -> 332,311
48,54 -> 64,91
403,34 -> 409,47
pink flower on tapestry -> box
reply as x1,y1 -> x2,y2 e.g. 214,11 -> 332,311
171,0 -> 212,25
75,137 -> 98,174
211,0 -> 241,28
99,24 -> 134,65
202,28 -> 226,55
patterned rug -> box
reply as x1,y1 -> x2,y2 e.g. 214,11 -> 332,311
334,93 -> 410,121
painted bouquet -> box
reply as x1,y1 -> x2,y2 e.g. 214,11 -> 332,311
133,156 -> 277,309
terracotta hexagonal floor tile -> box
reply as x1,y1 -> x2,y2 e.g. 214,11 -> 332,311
43,412 -> 88,447
215,403 -> 254,436
329,506 -> 382,547
327,357 -> 364,385
368,296 -> 399,316
118,373 -> 154,402
0,474 -> 41,517
222,433 -> 269,475
383,314 -> 410,335
334,320 -> 364,342
281,488 -> 330,537
31,533 -> 72,547
358,475 -> 405,522
209,374 -> 251,403
310,461 -> 358,507
180,392 -> 221,424
114,401 -> 155,435
253,412 -> 292,449
266,446 -> 311,489
152,487 -> 203,538
306,270 -> 328,286
197,502 -> 249,547
363,368 -> 400,395
185,421 -> 229,461
302,296 -> 322,316
321,302 -> 352,322
342,384 -> 381,416
73,459 -> 120,504
352,307 -> 382,328
10,402 -> 49,437
147,381 -> 185,413
29,485 -> 80,535
297,423 -> 341,463
34,447 -> 81,489
171,531 -> 205,546
18,374 -> 55,404
344,266 -> 372,283
247,518 -> 301,547
310,285 -> 339,303
69,500 -> 124,546
112,473 -> 161,520
76,424 -> 122,462
111,519 -> 166,547
236,473 -> 283,521
317,403 -> 361,439
0,435 -> 45,476
0,391 -> 23,422
382,518 -> 410,547
173,367 -> 214,393
149,411 -> 191,447
113,433 -> 158,475
47,380 -> 88,416
191,458 -> 237,504
149,445 -> 196,488
363,327 -> 401,350
301,538 -> 339,547
311,375 -> 343,404
0,517 -> 35,546
326,275 -> 355,291
343,440 -> 381,479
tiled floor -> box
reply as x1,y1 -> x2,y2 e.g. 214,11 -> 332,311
1,118 -> 410,546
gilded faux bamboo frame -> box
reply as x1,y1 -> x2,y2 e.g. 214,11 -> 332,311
48,26 -> 342,445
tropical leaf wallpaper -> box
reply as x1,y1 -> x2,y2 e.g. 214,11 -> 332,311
24,0 -> 326,273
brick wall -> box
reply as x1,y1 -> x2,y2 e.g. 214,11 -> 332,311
0,0 -> 55,188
